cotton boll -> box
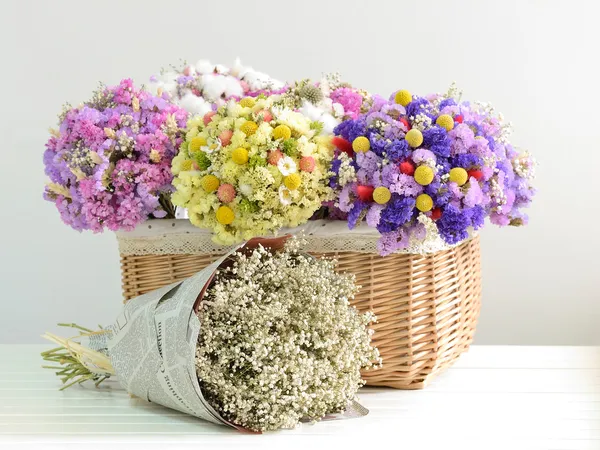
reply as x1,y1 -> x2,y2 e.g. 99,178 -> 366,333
214,64 -> 229,74
230,57 -> 245,78
179,91 -> 212,117
223,76 -> 244,99
161,82 -> 178,97
195,60 -> 215,74
201,74 -> 228,102
243,70 -> 273,91
320,113 -> 340,135
299,100 -> 323,122
332,102 -> 345,118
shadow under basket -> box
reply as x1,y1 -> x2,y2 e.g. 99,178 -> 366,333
118,220 -> 481,389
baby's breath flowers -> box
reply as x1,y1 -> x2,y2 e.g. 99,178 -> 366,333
196,237 -> 381,431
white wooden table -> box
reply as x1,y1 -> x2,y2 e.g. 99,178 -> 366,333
0,345 -> 598,450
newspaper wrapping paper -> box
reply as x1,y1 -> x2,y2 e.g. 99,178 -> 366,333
78,243 -> 369,428
106,252 -> 235,427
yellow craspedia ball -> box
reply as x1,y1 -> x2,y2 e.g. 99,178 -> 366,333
189,136 -> 207,153
231,147 -> 249,165
373,186 -> 391,204
394,89 -> 412,107
436,114 -> 454,131
414,165 -> 434,186
216,206 -> 234,225
200,174 -> 220,193
273,124 -> 292,141
449,167 -> 468,186
416,193 -> 434,212
239,97 -> 256,108
284,173 -> 302,191
405,129 -> 423,148
180,160 -> 194,172
240,121 -> 258,136
352,136 -> 370,153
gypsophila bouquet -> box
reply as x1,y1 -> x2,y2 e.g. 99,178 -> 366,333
171,96 -> 335,244
148,58 -> 286,117
43,79 -> 188,232
330,85 -> 536,255
42,237 -> 380,432
196,237 -> 380,431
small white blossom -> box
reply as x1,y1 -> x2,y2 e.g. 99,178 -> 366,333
277,156 -> 297,176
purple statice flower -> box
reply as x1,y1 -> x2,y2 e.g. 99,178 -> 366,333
452,154 -> 483,169
406,97 -> 434,119
377,229 -> 410,256
329,157 -> 343,188
377,196 -> 416,233
348,201 -> 368,229
422,126 -> 451,158
368,136 -> 387,157
337,184 -> 354,213
448,123 -> 475,155
366,204 -> 384,228
464,179 -> 485,208
334,119 -> 367,142
43,79 -> 188,232
386,139 -> 409,162
389,173 -> 422,197
412,148 -> 437,165
465,205 -> 486,230
437,204 -> 471,244
439,98 -> 456,110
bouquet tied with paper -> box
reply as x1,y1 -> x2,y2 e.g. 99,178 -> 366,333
42,237 -> 381,432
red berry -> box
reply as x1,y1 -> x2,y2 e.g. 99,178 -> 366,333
332,136 -> 354,156
399,118 -> 411,130
455,115 -> 463,124
356,185 -> 375,202
431,208 -> 442,220
467,169 -> 484,181
399,160 -> 415,176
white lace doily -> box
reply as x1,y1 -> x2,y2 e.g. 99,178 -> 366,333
116,219 -> 466,256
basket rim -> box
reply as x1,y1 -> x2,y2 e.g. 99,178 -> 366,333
115,219 -> 476,257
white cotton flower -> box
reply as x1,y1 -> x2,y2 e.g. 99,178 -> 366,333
200,74 -> 228,102
277,156 -> 297,176
178,91 -> 212,116
214,64 -> 229,74
320,113 -> 340,135
278,185 -> 292,205
332,102 -> 345,118
195,60 -> 215,74
223,75 -> 244,99
243,68 -> 284,91
230,57 -> 244,78
299,100 -> 323,122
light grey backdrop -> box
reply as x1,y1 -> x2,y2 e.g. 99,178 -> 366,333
1,0 -> 598,344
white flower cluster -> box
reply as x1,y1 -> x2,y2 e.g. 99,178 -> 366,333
195,237 -> 381,431
336,152 -> 357,186
148,58 -> 284,117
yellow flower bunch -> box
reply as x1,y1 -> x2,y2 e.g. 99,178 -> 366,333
172,96 -> 334,244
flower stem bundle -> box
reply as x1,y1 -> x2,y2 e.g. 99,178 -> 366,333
42,237 -> 380,432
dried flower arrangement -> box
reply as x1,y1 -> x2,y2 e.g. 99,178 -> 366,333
42,237 -> 381,432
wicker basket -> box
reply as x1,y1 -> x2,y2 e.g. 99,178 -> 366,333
117,220 -> 481,389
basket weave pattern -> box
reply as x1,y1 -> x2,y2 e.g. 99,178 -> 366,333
120,236 -> 481,389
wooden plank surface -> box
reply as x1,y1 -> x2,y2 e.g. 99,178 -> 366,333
0,345 -> 598,450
